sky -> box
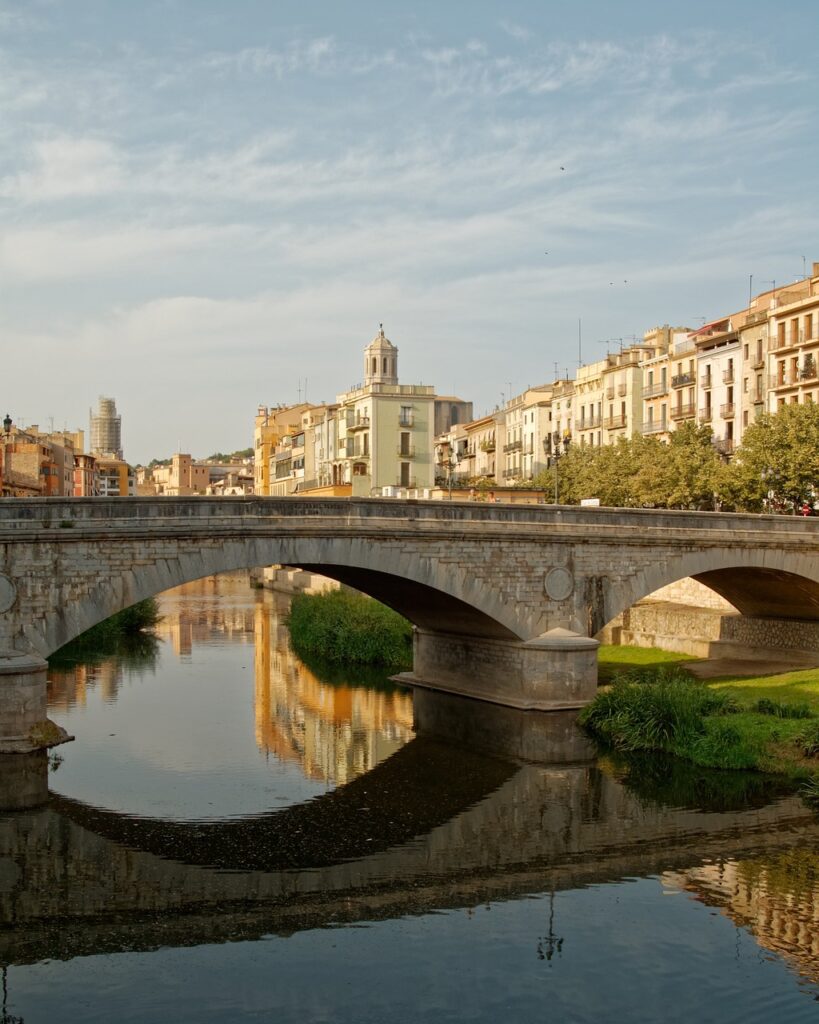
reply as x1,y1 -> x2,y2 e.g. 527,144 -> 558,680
2,0 -> 818,464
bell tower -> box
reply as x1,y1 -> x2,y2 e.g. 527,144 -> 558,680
364,324 -> 399,386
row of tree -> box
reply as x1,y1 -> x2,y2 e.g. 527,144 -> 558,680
526,403 -> 819,512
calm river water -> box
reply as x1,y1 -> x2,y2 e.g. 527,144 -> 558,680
2,574 -> 819,1023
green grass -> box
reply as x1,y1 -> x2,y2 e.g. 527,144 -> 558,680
287,589 -> 413,669
597,644 -> 695,684
589,645 -> 819,784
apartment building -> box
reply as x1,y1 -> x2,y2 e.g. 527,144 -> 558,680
600,347 -> 649,442
96,456 -> 135,496
692,316 -> 742,456
739,301 -> 771,432
335,327 -> 436,497
458,414 -> 500,483
521,385 -> 554,479
767,266 -> 819,412
254,403 -> 315,495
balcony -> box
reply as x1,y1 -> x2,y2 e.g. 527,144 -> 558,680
671,372 -> 694,389
801,362 -> 818,381
479,438 -> 496,452
699,408 -> 712,423
770,331 -> 804,353
617,383 -> 628,397
579,415 -> 601,430
345,415 -> 370,431
769,373 -> 797,390
700,375 -> 713,390
394,477 -> 417,489
502,439 -> 522,453
714,438 -> 734,456
641,420 -> 668,435
722,369 -> 735,384
751,354 -> 765,369
643,381 -> 668,398
605,387 -> 615,400
720,403 -> 735,419
398,416 -> 414,428
603,414 -> 627,430
670,403 -> 696,421
752,390 -> 765,404
397,445 -> 416,458
502,468 -> 520,480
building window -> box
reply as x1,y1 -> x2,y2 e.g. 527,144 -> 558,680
399,406 -> 413,427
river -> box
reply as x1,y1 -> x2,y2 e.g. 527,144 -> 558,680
2,573 -> 819,1023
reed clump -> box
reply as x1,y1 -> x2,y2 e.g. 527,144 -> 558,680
287,590 -> 412,669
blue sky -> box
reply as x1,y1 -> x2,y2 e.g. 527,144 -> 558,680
2,0 -> 817,462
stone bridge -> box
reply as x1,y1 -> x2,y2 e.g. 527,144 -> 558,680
2,496 -> 819,752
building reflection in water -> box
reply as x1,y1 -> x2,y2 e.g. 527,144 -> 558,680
254,591 -> 414,785
664,849 -> 819,989
47,572 -> 414,787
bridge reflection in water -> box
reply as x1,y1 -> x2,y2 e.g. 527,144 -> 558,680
2,576 -> 818,998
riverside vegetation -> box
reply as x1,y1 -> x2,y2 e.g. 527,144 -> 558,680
585,647 -> 819,794
49,597 -> 162,667
287,590 -> 413,671
527,403 -> 819,512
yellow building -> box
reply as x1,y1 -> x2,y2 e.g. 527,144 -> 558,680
95,456 -> 134,496
253,403 -> 314,496
766,266 -> 819,412
600,347 -> 649,442
640,328 -> 695,440
336,327 -> 436,497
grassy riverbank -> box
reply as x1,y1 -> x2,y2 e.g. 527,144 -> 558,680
287,590 -> 413,670
588,646 -> 819,784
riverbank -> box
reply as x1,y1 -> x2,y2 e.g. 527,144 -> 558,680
590,646 -> 819,783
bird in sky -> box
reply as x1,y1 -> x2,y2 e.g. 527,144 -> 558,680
559,166 -> 565,170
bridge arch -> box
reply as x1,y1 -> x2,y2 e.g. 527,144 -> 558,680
601,546 -> 819,637
32,535 -> 521,658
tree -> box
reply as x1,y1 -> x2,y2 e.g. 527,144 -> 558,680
723,403 -> 819,512
659,422 -> 723,509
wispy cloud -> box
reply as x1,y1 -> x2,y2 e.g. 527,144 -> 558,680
1,9 -> 817,459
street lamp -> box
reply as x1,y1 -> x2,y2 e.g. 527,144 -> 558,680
543,432 -> 571,504
438,446 -> 462,500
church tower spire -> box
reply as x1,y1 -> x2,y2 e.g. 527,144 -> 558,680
364,324 -> 399,386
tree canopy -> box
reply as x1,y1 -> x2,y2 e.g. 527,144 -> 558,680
527,404 -> 819,513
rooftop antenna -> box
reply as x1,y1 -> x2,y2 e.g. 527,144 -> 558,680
578,318 -> 582,367
749,274 -> 753,308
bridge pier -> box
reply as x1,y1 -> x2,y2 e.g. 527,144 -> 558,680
0,651 -> 72,758
398,627 -> 599,711
0,751 -> 49,810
